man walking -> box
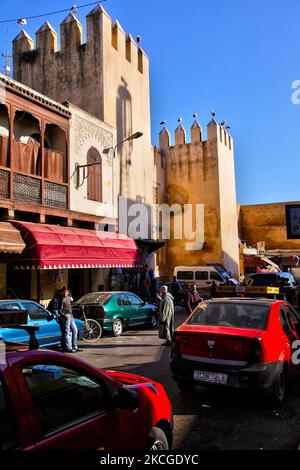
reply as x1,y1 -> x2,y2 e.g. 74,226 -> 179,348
186,284 -> 203,316
158,286 -> 175,346
60,287 -> 81,353
170,276 -> 182,306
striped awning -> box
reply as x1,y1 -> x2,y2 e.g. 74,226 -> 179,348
11,221 -> 144,270
0,222 -> 25,254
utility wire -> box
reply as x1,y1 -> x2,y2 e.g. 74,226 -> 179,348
0,1 -> 107,24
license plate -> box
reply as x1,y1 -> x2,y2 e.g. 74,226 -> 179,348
193,370 -> 228,385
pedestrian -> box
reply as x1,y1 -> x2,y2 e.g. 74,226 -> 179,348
170,276 -> 182,306
47,289 -> 62,322
149,269 -> 159,302
60,287 -> 82,353
210,280 -> 217,298
186,284 -> 203,316
158,285 -> 174,346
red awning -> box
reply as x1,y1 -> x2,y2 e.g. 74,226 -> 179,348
11,222 -> 144,270
0,222 -> 25,254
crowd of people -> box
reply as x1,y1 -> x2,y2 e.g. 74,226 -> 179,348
46,276 -> 207,351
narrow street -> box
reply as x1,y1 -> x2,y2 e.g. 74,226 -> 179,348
76,309 -> 300,451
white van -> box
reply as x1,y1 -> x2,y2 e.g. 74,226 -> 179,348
173,266 -> 237,290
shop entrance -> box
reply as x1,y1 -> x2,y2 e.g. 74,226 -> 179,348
6,264 -> 31,300
68,269 -> 91,301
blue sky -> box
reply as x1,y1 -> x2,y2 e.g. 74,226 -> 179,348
0,0 -> 300,205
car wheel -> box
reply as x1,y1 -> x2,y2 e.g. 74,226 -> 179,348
146,427 -> 169,450
149,314 -> 158,329
271,368 -> 287,406
176,380 -> 195,392
112,318 -> 123,337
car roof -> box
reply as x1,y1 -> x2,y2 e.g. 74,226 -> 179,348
206,297 -> 279,305
80,291 -> 138,295
0,299 -> 41,304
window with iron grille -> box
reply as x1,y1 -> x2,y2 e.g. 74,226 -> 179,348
87,147 -> 102,203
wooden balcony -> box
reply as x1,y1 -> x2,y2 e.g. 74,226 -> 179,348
0,137 -> 68,210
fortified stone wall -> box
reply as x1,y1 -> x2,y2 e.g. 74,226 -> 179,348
240,202 -> 300,250
13,5 -> 154,208
158,119 -> 240,278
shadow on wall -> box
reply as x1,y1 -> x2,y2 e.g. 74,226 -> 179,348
116,77 -> 133,198
222,250 -> 240,280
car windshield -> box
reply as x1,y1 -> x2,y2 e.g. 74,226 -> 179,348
74,293 -> 111,305
187,302 -> 270,330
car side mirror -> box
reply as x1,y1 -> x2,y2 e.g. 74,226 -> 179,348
116,387 -> 139,411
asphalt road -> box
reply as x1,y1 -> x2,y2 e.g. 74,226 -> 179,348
76,308 -> 300,450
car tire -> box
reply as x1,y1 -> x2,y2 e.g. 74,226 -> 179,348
112,318 -> 123,337
149,314 -> 158,329
271,368 -> 287,407
146,427 -> 169,451
176,380 -> 195,392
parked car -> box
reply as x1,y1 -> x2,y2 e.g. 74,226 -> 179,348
243,272 -> 297,305
0,300 -> 85,348
0,349 -> 173,450
170,297 -> 300,405
72,292 -> 158,337
174,265 -> 238,290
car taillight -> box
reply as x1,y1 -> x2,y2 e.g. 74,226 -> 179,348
250,339 -> 263,363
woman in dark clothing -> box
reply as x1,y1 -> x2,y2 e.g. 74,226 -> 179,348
186,285 -> 203,316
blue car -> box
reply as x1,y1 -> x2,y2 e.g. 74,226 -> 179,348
0,299 -> 85,348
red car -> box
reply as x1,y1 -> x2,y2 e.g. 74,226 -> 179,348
1,349 -> 173,450
170,298 -> 300,405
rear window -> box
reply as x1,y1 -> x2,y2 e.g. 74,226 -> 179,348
246,273 -> 295,287
245,274 -> 277,286
187,302 -> 269,330
177,271 -> 193,281
74,293 -> 111,305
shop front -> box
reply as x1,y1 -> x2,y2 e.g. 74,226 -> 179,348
10,221 -> 144,305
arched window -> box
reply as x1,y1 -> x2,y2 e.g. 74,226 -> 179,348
87,147 -> 102,202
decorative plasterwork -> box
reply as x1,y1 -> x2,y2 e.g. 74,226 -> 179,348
74,115 -> 113,166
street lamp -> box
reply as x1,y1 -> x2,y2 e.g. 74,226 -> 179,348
74,131 -> 143,218
102,131 -> 143,159
75,132 -> 143,172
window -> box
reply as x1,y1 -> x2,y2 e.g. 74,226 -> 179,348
210,272 -> 223,282
195,271 -> 209,281
280,308 -> 294,335
285,305 -> 300,329
177,271 -> 193,281
188,302 -> 270,330
0,375 -> 19,450
22,364 -> 109,436
0,302 -> 20,310
118,294 -> 131,306
87,147 -> 102,203
127,294 -> 143,306
22,302 -> 49,320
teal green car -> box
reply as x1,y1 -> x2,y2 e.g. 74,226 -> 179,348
73,292 -> 159,337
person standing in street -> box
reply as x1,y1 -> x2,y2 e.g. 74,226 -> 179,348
170,276 -> 182,306
60,287 -> 82,353
158,285 -> 175,346
48,289 -> 62,322
186,284 -> 203,316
